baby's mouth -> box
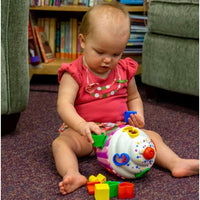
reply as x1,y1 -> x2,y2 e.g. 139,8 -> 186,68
101,65 -> 110,69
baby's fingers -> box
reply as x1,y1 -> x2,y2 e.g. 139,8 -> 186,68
128,115 -> 137,126
85,128 -> 94,143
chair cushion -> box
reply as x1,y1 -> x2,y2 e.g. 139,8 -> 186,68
148,0 -> 199,39
142,33 -> 199,96
151,0 -> 198,4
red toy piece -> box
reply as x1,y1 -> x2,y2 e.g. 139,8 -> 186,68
87,181 -> 100,195
118,182 -> 134,199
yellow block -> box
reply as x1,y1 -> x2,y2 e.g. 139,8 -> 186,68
89,173 -> 106,183
88,175 -> 98,182
95,184 -> 110,200
96,173 -> 106,183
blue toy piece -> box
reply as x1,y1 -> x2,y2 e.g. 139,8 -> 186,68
124,111 -> 137,122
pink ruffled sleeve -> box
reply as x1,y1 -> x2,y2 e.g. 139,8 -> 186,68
58,57 -> 83,84
119,57 -> 138,83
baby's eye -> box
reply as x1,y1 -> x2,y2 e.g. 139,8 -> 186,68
113,53 -> 120,57
95,50 -> 104,55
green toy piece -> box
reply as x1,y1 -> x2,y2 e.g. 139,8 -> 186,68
135,168 -> 150,178
92,132 -> 108,149
105,181 -> 120,198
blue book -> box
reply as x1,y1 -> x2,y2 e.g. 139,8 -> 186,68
120,0 -> 143,4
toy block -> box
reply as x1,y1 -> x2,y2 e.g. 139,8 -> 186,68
87,181 -> 100,195
105,181 -> 120,198
118,182 -> 134,199
96,173 -> 106,183
95,183 -> 110,200
124,111 -> 137,122
88,175 -> 99,182
92,132 -> 108,149
88,174 -> 106,183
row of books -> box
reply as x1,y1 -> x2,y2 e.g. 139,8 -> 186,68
124,14 -> 148,54
28,14 -> 84,64
28,13 -> 148,65
29,0 -> 144,7
29,15 -> 56,64
29,0 -> 108,7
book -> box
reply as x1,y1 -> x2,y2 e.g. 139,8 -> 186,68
60,21 -> 65,58
120,0 -> 143,4
68,18 -> 73,58
35,26 -> 56,63
44,18 -> 50,41
64,20 -> 70,58
29,13 -> 43,62
28,15 -> 41,65
55,19 -> 61,59
49,18 -> 56,55
73,0 -> 79,5
71,18 -> 78,59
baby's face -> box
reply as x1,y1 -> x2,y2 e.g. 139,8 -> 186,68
80,12 -> 130,78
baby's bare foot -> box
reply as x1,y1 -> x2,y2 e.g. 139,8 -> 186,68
172,159 -> 199,178
59,172 -> 87,195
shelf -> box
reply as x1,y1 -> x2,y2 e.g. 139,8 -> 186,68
29,5 -> 89,12
29,58 -> 142,80
29,5 -> 147,12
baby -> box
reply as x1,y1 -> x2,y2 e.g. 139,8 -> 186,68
52,2 -> 199,195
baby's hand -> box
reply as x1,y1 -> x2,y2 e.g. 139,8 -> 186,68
128,113 -> 145,129
78,121 -> 102,143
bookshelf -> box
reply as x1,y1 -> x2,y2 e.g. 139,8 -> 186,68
29,5 -> 146,80
29,5 -> 146,12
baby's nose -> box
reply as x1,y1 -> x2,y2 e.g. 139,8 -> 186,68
143,147 -> 155,160
103,57 -> 112,64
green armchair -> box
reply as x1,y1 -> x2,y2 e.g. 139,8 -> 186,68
1,0 -> 30,133
142,0 -> 199,96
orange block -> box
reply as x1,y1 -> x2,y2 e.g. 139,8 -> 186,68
87,181 -> 100,195
118,182 -> 134,199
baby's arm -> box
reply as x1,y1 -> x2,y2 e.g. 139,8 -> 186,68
57,72 -> 102,143
127,77 -> 145,128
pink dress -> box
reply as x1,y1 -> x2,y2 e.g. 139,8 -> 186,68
58,55 -> 138,123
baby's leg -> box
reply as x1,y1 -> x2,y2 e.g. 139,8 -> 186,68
52,128 -> 93,195
143,129 -> 199,177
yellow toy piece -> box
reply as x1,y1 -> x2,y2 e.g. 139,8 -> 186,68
88,175 -> 98,182
96,173 -> 106,183
95,184 -> 110,200
89,173 -> 106,183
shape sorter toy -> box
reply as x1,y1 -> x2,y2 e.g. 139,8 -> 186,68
92,125 -> 156,179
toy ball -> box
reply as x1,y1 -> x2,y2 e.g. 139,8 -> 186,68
92,125 -> 156,179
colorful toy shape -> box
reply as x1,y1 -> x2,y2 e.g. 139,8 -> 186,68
118,182 -> 134,199
87,173 -> 135,199
95,183 -> 110,200
87,181 -> 100,195
93,125 -> 156,179
88,173 -> 106,183
124,111 -> 137,123
105,181 -> 120,198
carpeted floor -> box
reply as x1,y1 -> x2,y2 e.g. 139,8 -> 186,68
1,75 -> 199,200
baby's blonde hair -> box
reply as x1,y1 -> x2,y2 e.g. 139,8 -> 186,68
80,1 -> 130,38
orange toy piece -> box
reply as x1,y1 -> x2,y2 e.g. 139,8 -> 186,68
87,181 -> 100,195
118,182 -> 134,199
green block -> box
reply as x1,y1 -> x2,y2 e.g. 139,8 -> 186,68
92,132 -> 108,149
105,181 -> 120,198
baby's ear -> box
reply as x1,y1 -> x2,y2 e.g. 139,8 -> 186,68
79,34 -> 86,49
